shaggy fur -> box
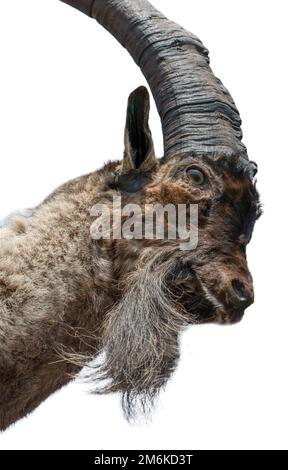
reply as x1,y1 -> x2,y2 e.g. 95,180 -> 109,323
0,87 -> 261,429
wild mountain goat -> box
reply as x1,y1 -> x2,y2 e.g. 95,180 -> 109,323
0,0 -> 261,430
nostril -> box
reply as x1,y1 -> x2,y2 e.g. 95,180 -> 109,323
231,279 -> 247,301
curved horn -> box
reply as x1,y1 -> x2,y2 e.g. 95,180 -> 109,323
60,0 -> 248,160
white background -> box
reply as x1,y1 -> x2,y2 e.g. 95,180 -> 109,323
0,0 -> 287,450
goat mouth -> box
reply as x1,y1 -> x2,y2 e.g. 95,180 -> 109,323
194,275 -> 245,325
216,309 -> 245,325
198,305 -> 245,325
168,265 -> 245,325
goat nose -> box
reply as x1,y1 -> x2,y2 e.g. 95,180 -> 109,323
231,278 -> 254,308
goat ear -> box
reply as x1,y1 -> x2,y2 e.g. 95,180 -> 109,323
123,86 -> 157,171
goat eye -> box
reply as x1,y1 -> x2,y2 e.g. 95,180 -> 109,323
186,168 -> 205,185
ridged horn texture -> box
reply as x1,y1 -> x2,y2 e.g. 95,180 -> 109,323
60,0 -> 248,160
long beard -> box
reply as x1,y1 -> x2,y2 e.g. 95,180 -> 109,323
90,247 -> 198,420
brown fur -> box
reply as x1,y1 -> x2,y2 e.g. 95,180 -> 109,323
0,90 -> 261,429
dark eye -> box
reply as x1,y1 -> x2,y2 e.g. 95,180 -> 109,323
186,167 -> 205,185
